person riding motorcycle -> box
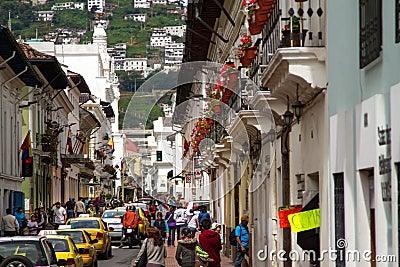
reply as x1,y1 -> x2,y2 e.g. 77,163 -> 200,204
119,205 -> 139,247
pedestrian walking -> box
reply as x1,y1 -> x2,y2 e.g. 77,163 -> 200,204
98,197 -> 106,215
165,207 -> 176,246
198,218 -> 222,267
27,214 -> 39,236
87,204 -> 96,217
197,206 -> 211,230
1,208 -> 19,237
74,197 -> 86,217
134,227 -> 167,267
175,227 -> 197,267
234,215 -> 250,267
65,197 -> 76,219
37,207 -> 47,230
153,212 -> 169,243
211,223 -> 224,245
186,209 -> 199,238
174,206 -> 186,241
53,202 -> 66,229
14,207 -> 26,236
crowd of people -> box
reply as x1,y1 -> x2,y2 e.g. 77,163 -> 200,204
1,197 -> 250,267
0,195 -> 124,236
131,204 -> 250,267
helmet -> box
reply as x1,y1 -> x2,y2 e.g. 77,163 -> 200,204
126,205 -> 136,212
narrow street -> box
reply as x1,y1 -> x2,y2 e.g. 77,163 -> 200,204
98,246 -> 139,267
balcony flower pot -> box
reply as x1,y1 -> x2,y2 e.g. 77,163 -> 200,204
240,56 -> 253,67
244,46 -> 257,59
249,19 -> 263,35
255,8 -> 269,24
222,89 -> 234,104
281,29 -> 308,47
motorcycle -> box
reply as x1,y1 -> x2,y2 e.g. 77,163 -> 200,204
123,226 -> 141,249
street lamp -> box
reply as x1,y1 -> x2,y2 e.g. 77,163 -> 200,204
283,96 -> 294,126
292,84 -> 304,122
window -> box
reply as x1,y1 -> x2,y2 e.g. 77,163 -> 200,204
334,173 -> 345,267
396,0 -> 400,42
359,0 -> 382,68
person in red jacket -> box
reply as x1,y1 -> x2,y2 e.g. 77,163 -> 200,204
199,218 -> 222,267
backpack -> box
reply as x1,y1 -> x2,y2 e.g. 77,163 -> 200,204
229,225 -> 242,246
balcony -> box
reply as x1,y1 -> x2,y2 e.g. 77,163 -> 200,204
253,0 -> 327,104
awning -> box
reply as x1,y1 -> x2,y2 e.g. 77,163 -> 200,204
20,42 -> 70,89
0,26 -> 43,86
79,108 -> 101,134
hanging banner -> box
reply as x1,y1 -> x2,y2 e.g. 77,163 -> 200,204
288,208 -> 320,233
278,205 -> 302,228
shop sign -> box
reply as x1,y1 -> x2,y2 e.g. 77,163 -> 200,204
288,208 -> 320,233
278,205 -> 302,228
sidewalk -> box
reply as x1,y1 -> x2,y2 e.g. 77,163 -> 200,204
165,245 -> 234,267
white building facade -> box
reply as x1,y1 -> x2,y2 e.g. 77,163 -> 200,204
150,29 -> 172,48
124,14 -> 148,23
124,58 -> 148,72
87,0 -> 105,12
164,25 -> 186,37
134,0 -> 151,8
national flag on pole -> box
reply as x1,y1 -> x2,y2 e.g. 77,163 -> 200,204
21,131 -> 32,160
67,130 -> 73,154
21,131 -> 33,177
107,137 -> 115,153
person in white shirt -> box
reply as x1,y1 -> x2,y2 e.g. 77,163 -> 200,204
174,207 -> 187,241
53,202 -> 66,229
27,215 -> 39,236
186,210 -> 198,238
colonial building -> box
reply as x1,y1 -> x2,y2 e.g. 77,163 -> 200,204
0,27 -> 43,215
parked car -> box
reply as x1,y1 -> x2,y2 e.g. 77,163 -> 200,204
0,236 -> 60,267
46,235 -> 84,267
101,209 -> 125,243
66,217 -> 112,260
55,228 -> 98,267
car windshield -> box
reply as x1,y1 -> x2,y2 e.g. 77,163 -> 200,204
47,239 -> 70,252
133,204 -> 147,210
102,211 -> 125,218
0,241 -> 45,265
69,220 -> 100,229
57,231 -> 85,244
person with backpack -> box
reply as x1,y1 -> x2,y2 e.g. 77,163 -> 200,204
153,212 -> 169,243
165,206 -> 176,246
233,215 -> 250,267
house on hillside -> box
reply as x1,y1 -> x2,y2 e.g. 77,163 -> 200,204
36,11 -> 55,22
88,0 -> 105,12
134,0 -> 151,8
150,28 -> 172,48
124,14 -> 149,23
164,25 -> 186,37
124,58 -> 148,72
164,42 -> 183,66
152,0 -> 168,5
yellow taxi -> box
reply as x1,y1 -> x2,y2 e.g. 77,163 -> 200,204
136,207 -> 150,239
66,216 -> 112,260
57,227 -> 98,267
116,206 -> 149,239
45,235 -> 84,267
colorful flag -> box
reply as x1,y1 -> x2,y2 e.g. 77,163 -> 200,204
67,130 -> 73,154
107,137 -> 115,153
21,131 -> 32,160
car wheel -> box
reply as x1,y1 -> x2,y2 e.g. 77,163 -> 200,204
0,255 -> 34,267
107,244 -> 112,257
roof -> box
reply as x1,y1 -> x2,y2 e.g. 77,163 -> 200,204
0,26 -> 43,87
0,236 -> 44,242
20,42 -> 70,90
100,101 -> 115,118
68,71 -> 91,94
79,108 -> 101,134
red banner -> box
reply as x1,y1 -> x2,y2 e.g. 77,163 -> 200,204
278,206 -> 302,228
